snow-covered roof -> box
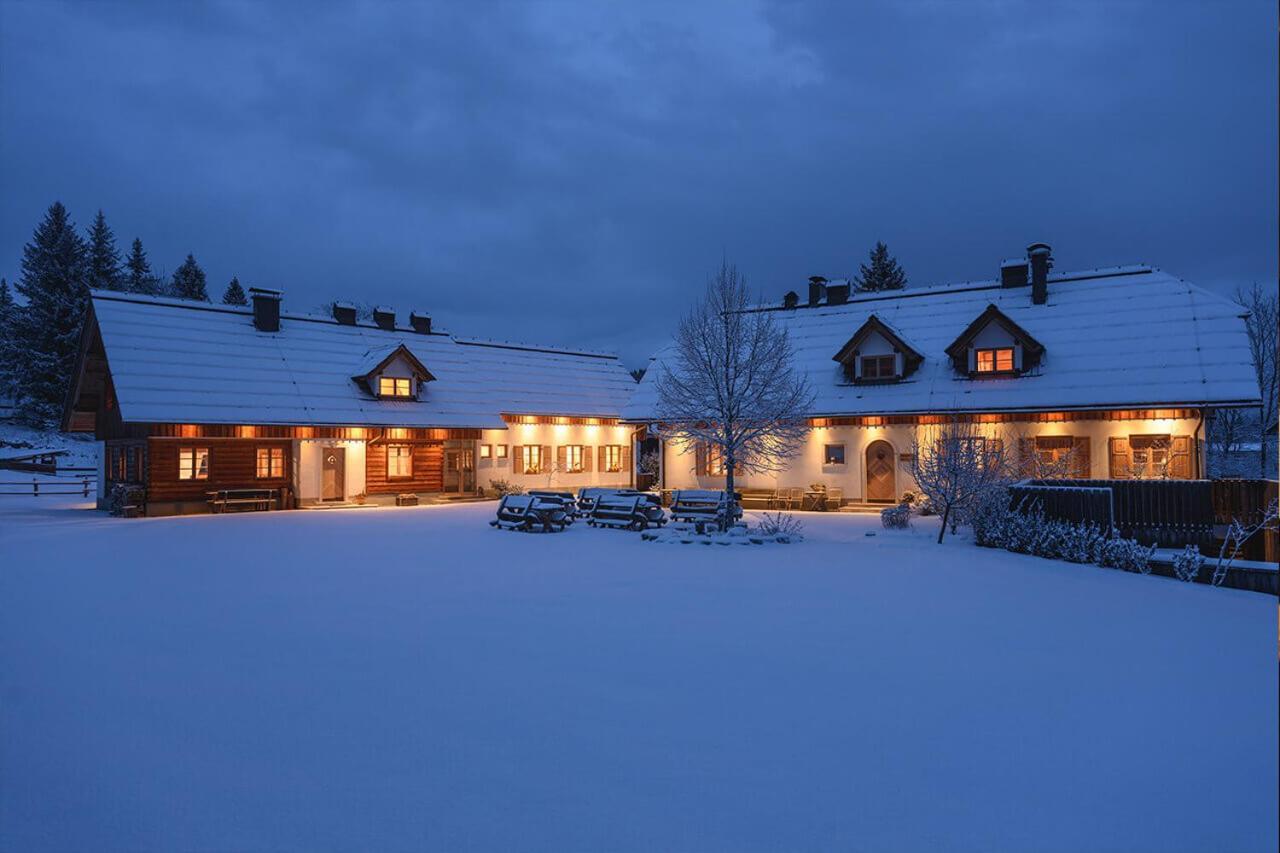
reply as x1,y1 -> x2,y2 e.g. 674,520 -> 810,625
624,265 -> 1261,420
90,292 -> 637,428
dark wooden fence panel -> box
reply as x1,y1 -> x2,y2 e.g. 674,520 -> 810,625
1022,478 -> 1215,546
1009,484 -> 1114,529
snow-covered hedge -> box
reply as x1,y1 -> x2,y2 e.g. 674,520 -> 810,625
971,486 -> 1156,573
880,505 -> 911,529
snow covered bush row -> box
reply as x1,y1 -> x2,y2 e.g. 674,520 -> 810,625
880,505 -> 911,529
971,487 -> 1156,573
487,478 -> 525,497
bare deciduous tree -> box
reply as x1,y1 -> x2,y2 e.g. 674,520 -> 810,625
910,420 -> 1010,544
1207,407 -> 1249,477
654,262 -> 814,528
1236,283 -> 1278,475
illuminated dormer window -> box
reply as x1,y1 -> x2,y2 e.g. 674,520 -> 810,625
832,315 -> 923,384
378,377 -> 412,398
975,347 -> 1015,374
945,305 -> 1045,379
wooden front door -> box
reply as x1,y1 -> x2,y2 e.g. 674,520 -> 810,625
865,440 -> 895,503
444,448 -> 475,493
322,447 -> 346,501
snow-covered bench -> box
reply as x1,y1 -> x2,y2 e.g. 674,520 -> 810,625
578,488 -> 666,527
670,489 -> 741,530
207,488 -> 277,513
489,494 -> 569,533
527,490 -> 580,522
587,493 -> 652,530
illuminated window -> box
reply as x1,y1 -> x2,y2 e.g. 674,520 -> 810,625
256,447 -> 284,478
479,444 -> 492,459
388,444 -> 413,478
860,355 -> 895,380
496,444 -> 508,459
178,447 -> 209,480
824,444 -> 846,465
1130,435 -> 1171,478
976,348 -> 1015,374
706,444 -> 727,476
520,445 -> 543,474
603,445 -> 623,473
561,445 -> 584,472
378,377 -> 412,398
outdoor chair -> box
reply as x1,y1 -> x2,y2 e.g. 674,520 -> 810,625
826,487 -> 843,510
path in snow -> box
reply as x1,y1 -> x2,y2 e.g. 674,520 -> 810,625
1,500 -> 1276,852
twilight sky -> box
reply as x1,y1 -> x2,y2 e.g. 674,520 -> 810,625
1,0 -> 1275,368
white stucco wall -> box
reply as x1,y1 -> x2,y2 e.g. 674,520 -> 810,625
296,439 -> 367,500
477,423 -> 636,490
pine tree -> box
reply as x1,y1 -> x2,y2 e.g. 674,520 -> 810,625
221,276 -> 247,305
86,210 -> 123,291
0,277 -> 16,398
854,241 -> 907,292
125,238 -> 161,295
10,202 -> 90,426
170,253 -> 209,301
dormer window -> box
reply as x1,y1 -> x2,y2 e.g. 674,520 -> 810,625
832,314 -> 923,385
378,377 -> 412,398
975,347 -> 1015,374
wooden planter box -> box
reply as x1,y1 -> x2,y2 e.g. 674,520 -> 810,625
396,494 -> 419,507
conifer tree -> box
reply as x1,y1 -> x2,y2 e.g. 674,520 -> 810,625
86,210 -> 123,291
221,276 -> 247,305
125,238 -> 160,295
0,277 -> 16,398
854,241 -> 908,292
170,253 -> 209,301
11,202 -> 90,425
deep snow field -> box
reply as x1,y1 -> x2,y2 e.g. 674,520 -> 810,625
1,495 -> 1276,852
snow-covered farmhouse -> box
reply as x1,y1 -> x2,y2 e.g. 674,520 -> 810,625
63,289 -> 637,515
625,245 -> 1262,503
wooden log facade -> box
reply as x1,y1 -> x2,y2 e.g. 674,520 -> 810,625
365,440 -> 445,494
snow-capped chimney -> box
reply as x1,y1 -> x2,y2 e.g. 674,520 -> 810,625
409,311 -> 432,334
807,276 -> 828,307
826,282 -> 851,305
249,287 -> 281,332
783,290 -> 799,309
332,302 -> 357,325
1027,243 -> 1053,305
1000,258 -> 1028,288
373,306 -> 395,331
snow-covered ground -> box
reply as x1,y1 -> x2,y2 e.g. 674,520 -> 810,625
1,498 -> 1275,852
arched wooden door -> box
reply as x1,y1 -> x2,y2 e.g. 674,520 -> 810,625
865,440 -> 896,503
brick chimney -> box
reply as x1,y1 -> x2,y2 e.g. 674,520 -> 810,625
807,276 -> 828,307
373,306 -> 395,331
1027,243 -> 1052,305
409,311 -> 432,334
826,282 -> 851,305
249,287 -> 281,332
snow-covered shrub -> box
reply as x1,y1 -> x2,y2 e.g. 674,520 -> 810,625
1059,522 -> 1105,564
756,511 -> 803,541
968,486 -> 1012,548
488,478 -> 525,497
1172,545 -> 1205,583
1098,532 -> 1156,574
880,504 -> 911,529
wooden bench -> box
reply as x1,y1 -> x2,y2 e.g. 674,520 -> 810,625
587,493 -> 649,530
578,488 -> 666,527
739,488 -> 780,509
670,489 -> 741,531
206,488 -> 277,513
489,494 -> 569,532
529,490 -> 580,521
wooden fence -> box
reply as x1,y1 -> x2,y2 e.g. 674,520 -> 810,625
0,475 -> 96,497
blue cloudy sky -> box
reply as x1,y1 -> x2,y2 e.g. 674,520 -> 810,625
1,0 -> 1275,367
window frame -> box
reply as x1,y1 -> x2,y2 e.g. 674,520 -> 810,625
706,444 -> 727,476
521,445 -> 543,475
178,446 -> 209,481
975,347 -> 1016,375
563,444 -> 584,473
824,443 -> 846,465
255,446 -> 285,479
479,444 -> 492,459
1129,434 -> 1172,479
860,354 -> 896,380
602,444 -> 623,473
496,444 -> 508,459
378,376 -> 413,399
387,443 -> 413,479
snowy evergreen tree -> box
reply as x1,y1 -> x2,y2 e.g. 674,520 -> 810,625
125,238 -> 161,295
10,202 -> 90,426
170,253 -> 209,301
0,277 -> 16,398
221,276 -> 248,305
86,210 -> 123,291
854,241 -> 908,292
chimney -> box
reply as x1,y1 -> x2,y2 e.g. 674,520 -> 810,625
1000,258 -> 1028,288
826,282 -> 851,305
332,302 -> 357,325
807,276 -> 828,307
409,311 -> 432,334
373,306 -> 395,331
248,287 -> 281,332
782,290 -> 799,309
1027,243 -> 1052,305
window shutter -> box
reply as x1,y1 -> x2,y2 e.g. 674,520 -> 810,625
512,445 -> 523,474
967,347 -> 976,373
557,445 -> 567,471
598,445 -> 605,471
1170,435 -> 1192,479
583,446 -> 593,472
987,438 -> 1003,471
621,445 -> 631,477
695,442 -> 707,476
853,354 -> 862,380
1108,437 -> 1130,479
541,445 -> 551,475
1017,438 -> 1034,478
1071,437 -> 1091,479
